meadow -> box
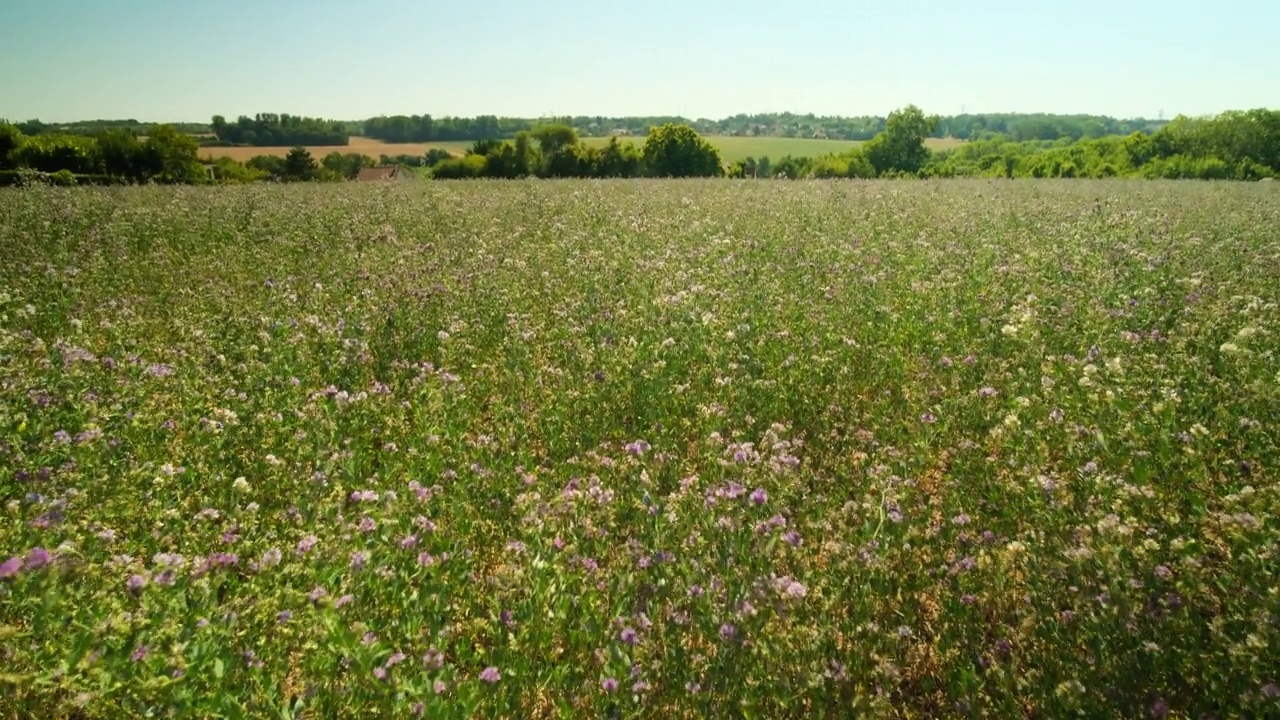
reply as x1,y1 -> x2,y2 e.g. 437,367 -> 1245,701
199,135 -> 964,164
1,179 -> 1278,719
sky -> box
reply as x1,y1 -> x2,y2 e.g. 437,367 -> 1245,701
1,0 -> 1277,123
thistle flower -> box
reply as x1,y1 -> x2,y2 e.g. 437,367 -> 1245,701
479,666 -> 501,683
601,677 -> 619,692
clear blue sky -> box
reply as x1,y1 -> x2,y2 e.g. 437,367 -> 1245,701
1,0 -> 1276,122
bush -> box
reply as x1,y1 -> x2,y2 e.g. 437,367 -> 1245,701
431,154 -> 487,179
50,169 -> 78,186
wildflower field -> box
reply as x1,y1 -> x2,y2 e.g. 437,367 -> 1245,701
1,179 -> 1279,719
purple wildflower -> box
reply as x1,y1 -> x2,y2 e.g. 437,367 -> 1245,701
295,535 -> 318,555
1154,565 -> 1172,579
719,623 -> 737,641
53,430 -> 72,444
620,627 -> 638,645
350,551 -> 369,570
277,610 -> 292,624
977,386 -> 998,398
373,667 -> 388,680
1151,698 -> 1169,718
423,647 -> 445,669
0,556 -> 22,578
131,645 -> 148,662
920,412 -> 937,424
357,517 -> 377,533
127,574 -> 147,595
24,547 -> 51,570
433,679 -> 447,694
386,652 -> 407,668
1261,683 -> 1279,700
399,534 -> 418,550
335,594 -> 354,608
146,364 -> 176,378
750,488 -> 768,505
601,677 -> 619,692
624,440 -> 650,456
308,586 -> 327,603
783,530 -> 802,546
479,666 -> 501,684
154,569 -> 176,586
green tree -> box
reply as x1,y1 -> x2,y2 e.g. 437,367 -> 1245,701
532,124 -> 579,155
97,128 -> 144,180
14,134 -> 103,175
424,148 -> 454,167
864,105 -> 939,176
283,146 -> 317,181
211,156 -> 267,183
322,151 -> 373,180
0,123 -> 22,170
140,125 -> 204,183
641,124 -> 723,177
247,155 -> 286,179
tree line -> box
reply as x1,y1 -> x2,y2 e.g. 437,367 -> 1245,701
7,111 -> 1168,147
2,106 -> 1274,186
0,124 -> 210,185
208,114 -> 347,147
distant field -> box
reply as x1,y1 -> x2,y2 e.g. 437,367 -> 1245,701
200,136 -> 472,162
202,135 -> 965,164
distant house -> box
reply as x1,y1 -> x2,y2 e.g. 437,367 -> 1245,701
354,166 -> 412,182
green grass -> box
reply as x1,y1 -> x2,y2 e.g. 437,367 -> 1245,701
1,180 -> 1278,719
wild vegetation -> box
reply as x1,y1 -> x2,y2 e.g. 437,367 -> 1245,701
1,180 -> 1278,718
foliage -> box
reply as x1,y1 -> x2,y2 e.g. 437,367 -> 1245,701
641,124 -> 723,178
923,109 -> 1279,181
211,114 -> 347,147
246,155 -> 287,180
210,156 -> 268,184
0,123 -> 23,170
139,126 -> 206,184
363,115 -> 526,143
424,149 -> 454,167
322,152 -> 376,180
1,182 -> 1279,718
430,154 -> 488,179
13,133 -> 103,175
283,147 -> 318,182
864,105 -> 939,176
587,137 -> 642,178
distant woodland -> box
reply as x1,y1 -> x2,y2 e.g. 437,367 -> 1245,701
1,106 -> 1276,184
